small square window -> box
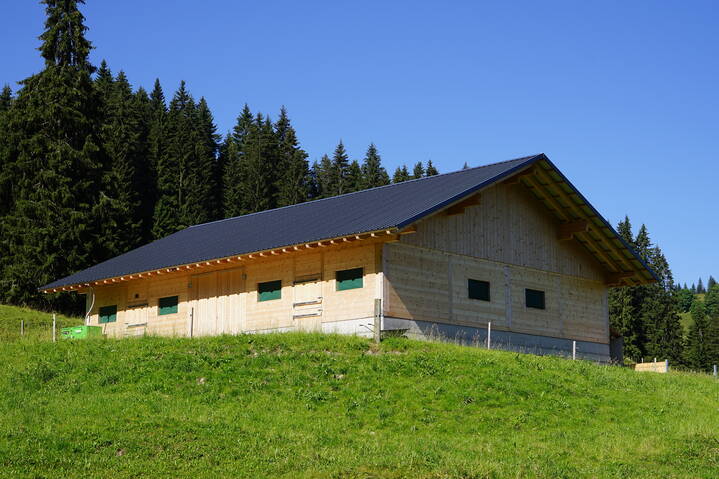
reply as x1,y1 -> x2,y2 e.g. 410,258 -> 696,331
468,279 -> 490,301
336,268 -> 363,291
99,305 -> 117,324
158,296 -> 179,315
525,289 -> 545,310
258,280 -> 282,302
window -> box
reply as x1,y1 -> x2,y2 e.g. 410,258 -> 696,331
525,289 -> 545,310
468,279 -> 490,301
336,268 -> 363,291
99,305 -> 117,324
258,280 -> 282,302
158,295 -> 179,315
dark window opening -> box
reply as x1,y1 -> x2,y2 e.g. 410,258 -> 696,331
468,279 -> 490,301
525,289 -> 545,310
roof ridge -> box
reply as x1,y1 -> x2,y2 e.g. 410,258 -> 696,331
190,154 -> 543,229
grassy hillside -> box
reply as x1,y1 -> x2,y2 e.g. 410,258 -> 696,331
0,333 -> 717,478
0,303 -> 82,341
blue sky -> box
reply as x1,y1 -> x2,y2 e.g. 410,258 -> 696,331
3,0 -> 717,286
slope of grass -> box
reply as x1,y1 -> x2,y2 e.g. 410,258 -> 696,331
0,303 -> 82,341
0,333 -> 717,478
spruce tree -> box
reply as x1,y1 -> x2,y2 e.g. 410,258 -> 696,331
685,300 -> 710,371
676,287 -> 695,313
412,161 -> 425,179
313,155 -> 334,199
393,165 -> 411,183
0,86 -> 14,216
346,160 -> 363,193
274,107 -> 309,207
360,143 -> 390,189
94,70 -> 147,258
0,85 -> 12,112
425,160 -> 439,176
194,97 -> 221,220
697,278 -> 705,294
708,276 -> 716,291
330,141 -> 349,196
0,0 -> 102,311
222,105 -> 254,217
153,81 -> 202,237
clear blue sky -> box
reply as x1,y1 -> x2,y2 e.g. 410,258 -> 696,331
3,1 -> 717,286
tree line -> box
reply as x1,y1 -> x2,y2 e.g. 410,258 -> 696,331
608,217 -> 719,372
0,0 -> 438,313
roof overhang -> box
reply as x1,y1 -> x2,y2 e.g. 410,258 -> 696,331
497,156 -> 657,286
39,229 -> 403,293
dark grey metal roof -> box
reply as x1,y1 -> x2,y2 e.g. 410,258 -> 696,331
41,153 -> 657,290
42,154 -> 540,290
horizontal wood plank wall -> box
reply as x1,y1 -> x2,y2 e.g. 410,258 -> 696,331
87,241 -> 381,338
401,183 -> 606,282
384,243 -> 609,344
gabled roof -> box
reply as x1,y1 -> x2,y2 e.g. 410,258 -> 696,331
40,153 -> 657,291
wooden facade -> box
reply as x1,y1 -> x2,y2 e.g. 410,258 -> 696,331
84,178 -> 614,357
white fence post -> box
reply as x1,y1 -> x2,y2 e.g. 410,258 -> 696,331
20,320 -> 24,337
373,299 -> 382,344
572,340 -> 576,360
52,313 -> 56,342
487,322 -> 491,350
714,365 -> 717,377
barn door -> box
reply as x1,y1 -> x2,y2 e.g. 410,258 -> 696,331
124,303 -> 148,337
216,268 -> 245,335
293,276 -> 323,332
192,272 -> 218,336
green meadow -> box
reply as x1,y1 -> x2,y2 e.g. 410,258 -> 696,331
0,306 -> 717,478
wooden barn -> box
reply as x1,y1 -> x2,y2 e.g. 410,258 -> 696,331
41,154 -> 656,361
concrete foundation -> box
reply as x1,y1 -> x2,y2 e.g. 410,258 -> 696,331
383,316 -> 610,362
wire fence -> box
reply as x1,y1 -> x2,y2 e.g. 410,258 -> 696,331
0,315 -> 84,342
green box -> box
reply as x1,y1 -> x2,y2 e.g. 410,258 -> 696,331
60,325 -> 103,340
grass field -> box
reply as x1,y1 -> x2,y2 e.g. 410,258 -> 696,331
0,309 -> 718,479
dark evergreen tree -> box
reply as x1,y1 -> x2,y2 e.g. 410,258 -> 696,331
697,277 -> 705,294
360,143 -> 389,189
708,276 -> 716,291
329,141 -> 349,196
691,283 -> 696,294
676,287 -> 695,313
393,165 -> 410,183
222,105 -> 253,217
425,160 -> 439,176
609,217 -> 684,363
0,0 -> 102,312
0,85 -> 13,112
346,160 -> 363,193
94,70 -> 148,258
274,107 -> 309,207
412,161 -> 425,179
685,301 -> 710,371
194,97 -> 221,220
313,154 -> 334,199
153,81 -> 212,236
0,85 -> 14,216
705,284 -> 719,319
462,162 -> 469,169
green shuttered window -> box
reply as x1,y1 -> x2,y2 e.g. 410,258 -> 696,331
468,279 -> 490,301
336,268 -> 363,291
158,295 -> 179,315
525,289 -> 545,310
99,305 -> 117,324
258,280 -> 282,302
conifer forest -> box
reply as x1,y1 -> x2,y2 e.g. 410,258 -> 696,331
1,1 -> 717,371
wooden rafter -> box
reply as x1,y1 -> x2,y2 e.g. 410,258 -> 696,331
445,194 -> 481,216
557,220 -> 589,241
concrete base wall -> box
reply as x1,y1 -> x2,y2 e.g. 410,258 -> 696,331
243,317 -> 374,339
383,316 -> 610,362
